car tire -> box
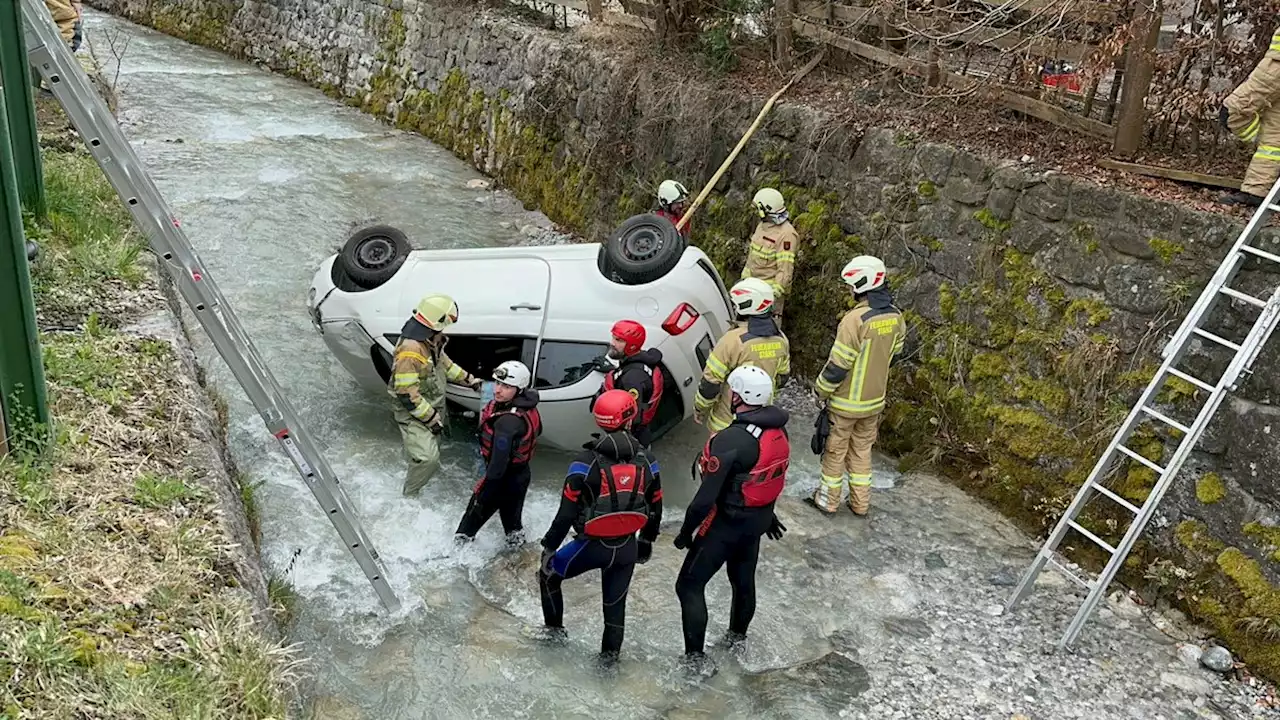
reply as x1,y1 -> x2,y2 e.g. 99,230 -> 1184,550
599,213 -> 686,285
336,224 -> 412,290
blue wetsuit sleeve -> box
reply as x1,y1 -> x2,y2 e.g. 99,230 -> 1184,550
641,456 -> 663,543
541,460 -> 590,550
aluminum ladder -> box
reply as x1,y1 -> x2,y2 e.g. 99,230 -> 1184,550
1004,174 -> 1280,648
20,0 -> 400,613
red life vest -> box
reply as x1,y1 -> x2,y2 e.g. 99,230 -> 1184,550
478,401 -> 542,465
695,423 -> 789,534
582,461 -> 651,538
603,361 -> 665,426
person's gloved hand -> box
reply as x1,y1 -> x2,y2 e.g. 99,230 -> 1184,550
766,516 -> 787,541
424,409 -> 445,436
693,409 -> 706,426
469,377 -> 484,391
636,539 -> 653,564
1219,105 -> 1231,133
591,355 -> 614,374
674,532 -> 693,550
539,546 -> 556,577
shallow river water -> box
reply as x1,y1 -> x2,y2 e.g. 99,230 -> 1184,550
83,9 -> 1280,720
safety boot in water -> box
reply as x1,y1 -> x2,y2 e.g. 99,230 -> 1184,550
680,652 -> 718,680
521,625 -> 568,645
504,529 -> 526,550
717,631 -> 747,653
595,651 -> 621,676
804,496 -> 837,517
453,533 -> 474,549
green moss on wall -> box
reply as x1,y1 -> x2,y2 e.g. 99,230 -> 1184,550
1244,522 -> 1280,562
1196,472 -> 1226,504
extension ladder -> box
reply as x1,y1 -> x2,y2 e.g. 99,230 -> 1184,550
19,1 -> 400,613
1004,175 -> 1280,648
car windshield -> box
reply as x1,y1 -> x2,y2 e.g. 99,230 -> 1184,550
535,340 -> 608,390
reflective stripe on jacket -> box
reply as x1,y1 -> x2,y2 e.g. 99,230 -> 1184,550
741,220 -> 798,301
816,301 -> 905,418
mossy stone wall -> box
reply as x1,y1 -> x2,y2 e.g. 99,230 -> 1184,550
87,0 -> 1280,679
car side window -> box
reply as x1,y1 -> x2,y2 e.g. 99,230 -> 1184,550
434,335 -> 536,382
535,341 -> 609,390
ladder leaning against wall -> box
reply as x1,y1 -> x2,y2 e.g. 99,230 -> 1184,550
19,0 -> 401,613
1004,173 -> 1280,649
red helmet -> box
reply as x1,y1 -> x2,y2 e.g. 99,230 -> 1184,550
594,389 -> 638,431
611,319 -> 646,356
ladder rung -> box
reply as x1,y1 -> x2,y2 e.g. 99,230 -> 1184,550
1046,557 -> 1091,590
1268,204 -> 1280,213
1139,405 -> 1190,434
1240,244 -> 1280,265
1219,285 -> 1267,308
1166,366 -> 1214,392
1090,482 -> 1141,514
1068,521 -> 1118,555
1117,444 -> 1166,474
1192,328 -> 1242,352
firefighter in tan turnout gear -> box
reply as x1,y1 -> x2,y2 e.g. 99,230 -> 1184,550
808,256 -> 905,517
694,278 -> 791,433
740,188 -> 798,322
1221,26 -> 1280,207
389,294 -> 483,496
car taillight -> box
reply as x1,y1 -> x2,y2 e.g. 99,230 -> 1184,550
662,303 -> 699,335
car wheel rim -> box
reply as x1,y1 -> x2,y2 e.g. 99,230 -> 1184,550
622,228 -> 662,262
356,236 -> 395,269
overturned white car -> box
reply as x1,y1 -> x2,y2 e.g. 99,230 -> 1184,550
307,217 -> 735,451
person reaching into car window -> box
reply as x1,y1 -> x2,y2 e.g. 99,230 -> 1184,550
675,365 -> 789,678
454,361 -> 542,549
694,278 -> 790,433
535,390 -> 663,670
389,294 -> 483,496
589,320 -> 665,448
655,179 -> 691,240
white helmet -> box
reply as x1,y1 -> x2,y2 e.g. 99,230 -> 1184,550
728,365 -> 773,406
658,179 -> 689,209
752,187 -> 786,218
841,255 -> 887,293
729,277 -> 775,316
492,360 -> 532,390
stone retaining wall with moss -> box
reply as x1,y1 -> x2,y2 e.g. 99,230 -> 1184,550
87,0 -> 1280,679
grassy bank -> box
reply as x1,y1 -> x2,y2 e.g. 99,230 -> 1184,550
0,134 -> 297,715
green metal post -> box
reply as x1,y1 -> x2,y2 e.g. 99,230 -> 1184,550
1,0 -> 46,216
0,80 -> 50,452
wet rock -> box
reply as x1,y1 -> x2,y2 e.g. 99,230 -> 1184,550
1159,671 -> 1214,696
1201,645 -> 1234,673
924,551 -> 947,569
987,567 -> 1020,587
802,532 -> 859,569
882,616 -> 932,639
466,178 -> 491,189
1177,643 -> 1203,670
746,651 -> 871,717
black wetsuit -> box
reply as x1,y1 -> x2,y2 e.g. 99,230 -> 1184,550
539,431 -> 663,658
674,405 -> 789,655
590,348 -> 664,447
455,390 -> 541,539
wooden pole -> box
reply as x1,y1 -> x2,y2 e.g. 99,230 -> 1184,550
775,0 -> 794,71
1113,0 -> 1162,158
677,50 -> 825,231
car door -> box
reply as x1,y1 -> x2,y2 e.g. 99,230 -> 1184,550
530,338 -> 612,450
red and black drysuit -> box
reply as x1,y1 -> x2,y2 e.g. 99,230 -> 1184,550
455,389 -> 542,539
538,431 -> 663,659
674,405 -> 790,655
589,348 -> 665,448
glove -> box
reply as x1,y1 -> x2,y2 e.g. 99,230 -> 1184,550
539,547 -> 556,577
591,355 -> 614,374
693,409 -> 706,426
1219,105 -> 1231,133
766,516 -> 787,541
636,539 -> 653,564
674,532 -> 692,550
423,409 -> 445,436
468,377 -> 484,391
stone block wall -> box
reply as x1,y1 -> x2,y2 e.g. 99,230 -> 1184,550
87,0 -> 1280,677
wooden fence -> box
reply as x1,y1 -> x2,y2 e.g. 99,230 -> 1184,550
521,0 -> 1173,159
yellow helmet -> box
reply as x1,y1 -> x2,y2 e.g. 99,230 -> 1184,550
752,187 -> 786,218
414,294 -> 460,331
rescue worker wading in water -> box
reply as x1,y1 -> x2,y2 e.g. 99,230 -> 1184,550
388,294 -> 483,496
590,319 -> 665,448
741,187 -> 798,323
454,361 -> 542,548
675,365 -> 789,676
536,390 -> 664,668
655,179 -> 691,241
695,278 -> 791,433
809,256 -> 906,517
